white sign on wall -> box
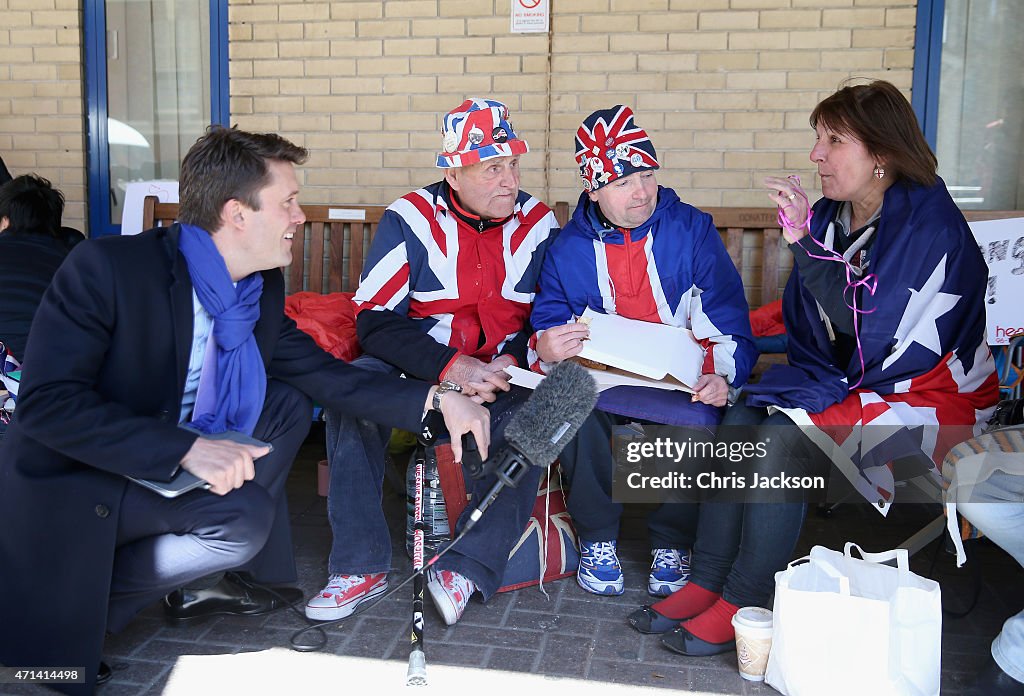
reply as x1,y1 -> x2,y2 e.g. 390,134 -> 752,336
970,217 -> 1024,345
511,0 -> 549,33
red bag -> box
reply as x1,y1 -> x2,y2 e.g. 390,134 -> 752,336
749,298 -> 785,337
433,444 -> 580,592
284,291 -> 362,362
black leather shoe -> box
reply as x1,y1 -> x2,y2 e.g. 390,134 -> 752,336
628,605 -> 681,634
660,626 -> 735,656
163,572 -> 303,623
96,661 -> 112,686
963,659 -> 1024,696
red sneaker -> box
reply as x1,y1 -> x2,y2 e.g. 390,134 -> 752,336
304,573 -> 387,621
426,567 -> 475,625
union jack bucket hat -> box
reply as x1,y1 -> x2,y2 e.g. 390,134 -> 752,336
436,98 -> 529,168
575,105 -> 659,191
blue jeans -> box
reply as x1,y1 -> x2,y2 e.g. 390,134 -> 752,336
957,471 -> 1024,684
689,401 -> 825,608
325,356 -> 540,599
558,408 -> 700,550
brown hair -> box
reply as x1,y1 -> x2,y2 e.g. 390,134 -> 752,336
178,125 -> 308,233
810,79 -> 937,187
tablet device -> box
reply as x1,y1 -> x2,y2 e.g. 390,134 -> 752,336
127,429 -> 272,498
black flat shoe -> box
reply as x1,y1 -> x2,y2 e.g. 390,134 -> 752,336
163,572 -> 303,623
628,605 -> 681,634
963,659 -> 1024,696
660,626 -> 735,657
96,661 -> 112,686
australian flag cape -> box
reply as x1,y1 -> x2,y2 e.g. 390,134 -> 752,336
745,177 -> 999,514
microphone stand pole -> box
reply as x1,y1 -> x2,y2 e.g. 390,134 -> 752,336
406,448 -> 427,686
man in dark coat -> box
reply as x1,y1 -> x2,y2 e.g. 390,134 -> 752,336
0,127 -> 490,694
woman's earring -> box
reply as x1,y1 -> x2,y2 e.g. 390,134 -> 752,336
873,165 -> 885,180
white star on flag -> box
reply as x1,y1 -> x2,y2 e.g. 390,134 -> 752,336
882,254 -> 960,371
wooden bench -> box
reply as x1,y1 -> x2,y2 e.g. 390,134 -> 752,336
143,195 -> 1021,314
142,197 -> 790,311
142,197 -> 789,304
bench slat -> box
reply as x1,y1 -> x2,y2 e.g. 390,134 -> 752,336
761,227 -> 782,305
308,221 -> 326,295
288,226 -> 304,294
329,222 -> 344,294
349,222 -> 366,294
725,227 -> 743,270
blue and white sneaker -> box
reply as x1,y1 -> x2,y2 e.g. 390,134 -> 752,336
577,540 -> 624,596
648,548 -> 691,597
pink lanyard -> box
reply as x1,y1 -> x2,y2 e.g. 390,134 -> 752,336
778,176 -> 877,390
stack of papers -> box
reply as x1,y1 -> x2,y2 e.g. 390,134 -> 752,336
510,309 -> 705,393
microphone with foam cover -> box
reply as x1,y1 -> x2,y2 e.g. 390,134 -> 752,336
463,361 -> 598,528
504,359 -> 599,468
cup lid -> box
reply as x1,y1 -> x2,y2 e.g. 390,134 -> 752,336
734,606 -> 773,628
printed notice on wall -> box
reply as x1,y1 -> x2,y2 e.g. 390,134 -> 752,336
511,0 -> 549,33
970,217 -> 1024,344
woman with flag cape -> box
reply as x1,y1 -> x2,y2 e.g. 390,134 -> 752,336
628,79 -> 999,658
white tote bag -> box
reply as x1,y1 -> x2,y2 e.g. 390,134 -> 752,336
765,543 -> 941,696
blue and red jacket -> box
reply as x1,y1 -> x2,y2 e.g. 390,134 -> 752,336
530,187 -> 756,388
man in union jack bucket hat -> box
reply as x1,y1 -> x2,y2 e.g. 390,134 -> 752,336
309,98 -> 560,627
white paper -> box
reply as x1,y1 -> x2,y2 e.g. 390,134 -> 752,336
507,365 -> 690,394
507,366 -> 546,390
970,217 -> 1024,345
577,308 -> 704,388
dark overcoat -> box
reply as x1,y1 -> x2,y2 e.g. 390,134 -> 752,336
0,225 -> 429,694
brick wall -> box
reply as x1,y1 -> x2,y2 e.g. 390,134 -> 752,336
0,0 -> 87,232
0,0 -> 917,238
230,0 -> 917,214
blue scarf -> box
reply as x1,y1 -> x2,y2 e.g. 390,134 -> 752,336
178,223 -> 266,436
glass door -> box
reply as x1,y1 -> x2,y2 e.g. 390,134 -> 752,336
84,0 -> 228,236
934,0 -> 1023,210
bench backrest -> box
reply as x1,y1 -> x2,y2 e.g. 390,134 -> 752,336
704,207 -> 787,308
142,196 -> 387,294
141,195 -> 1022,308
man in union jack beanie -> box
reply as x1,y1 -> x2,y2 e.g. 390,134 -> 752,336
307,98 -> 560,626
529,105 -> 756,601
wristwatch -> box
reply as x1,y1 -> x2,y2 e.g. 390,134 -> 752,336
432,380 -> 463,411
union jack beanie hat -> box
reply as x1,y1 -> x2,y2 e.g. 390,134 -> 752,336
436,98 -> 529,169
575,105 -> 659,191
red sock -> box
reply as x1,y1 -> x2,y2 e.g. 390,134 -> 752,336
681,597 -> 741,644
651,582 -> 720,621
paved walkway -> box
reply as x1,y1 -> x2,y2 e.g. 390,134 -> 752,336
8,430 -> 1022,695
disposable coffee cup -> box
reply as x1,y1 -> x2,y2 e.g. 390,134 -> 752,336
731,606 -> 773,682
